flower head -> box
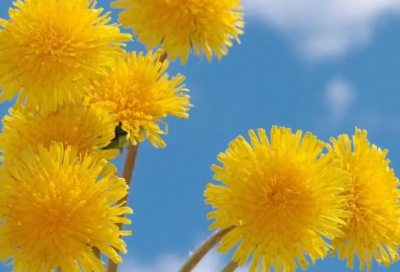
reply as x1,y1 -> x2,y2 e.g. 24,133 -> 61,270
111,0 -> 244,64
328,128 -> 400,271
0,0 -> 132,115
205,126 -> 352,272
0,104 -> 118,166
0,143 -> 133,271
85,50 -> 191,148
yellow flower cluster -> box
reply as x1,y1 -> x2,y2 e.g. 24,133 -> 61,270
3,1 -> 397,272
205,126 -> 400,272
0,0 -> 222,270
0,0 -> 134,270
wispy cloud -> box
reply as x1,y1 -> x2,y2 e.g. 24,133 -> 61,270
324,78 -> 356,124
243,0 -> 400,59
120,250 -> 248,272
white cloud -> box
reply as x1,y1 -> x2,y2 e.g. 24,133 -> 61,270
242,0 -> 400,58
120,250 -> 248,272
324,78 -> 356,124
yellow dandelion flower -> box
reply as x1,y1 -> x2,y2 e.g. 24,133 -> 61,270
85,50 -> 191,148
328,128 -> 400,271
205,126 -> 352,272
0,104 -> 118,163
0,143 -> 133,271
0,0 -> 132,115
111,0 -> 244,64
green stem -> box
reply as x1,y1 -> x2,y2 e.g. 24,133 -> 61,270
178,226 -> 234,272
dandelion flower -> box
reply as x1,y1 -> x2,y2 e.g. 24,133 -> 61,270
0,142 -> 133,271
111,0 -> 244,64
0,104 -> 118,163
205,126 -> 352,272
0,0 -> 132,115
328,128 -> 400,271
85,50 -> 191,148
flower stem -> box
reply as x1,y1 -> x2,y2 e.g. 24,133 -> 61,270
107,143 -> 140,272
178,226 -> 234,272
221,261 -> 239,272
121,144 -> 140,200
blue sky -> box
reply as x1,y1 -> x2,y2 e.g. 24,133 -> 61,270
1,0 -> 400,271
